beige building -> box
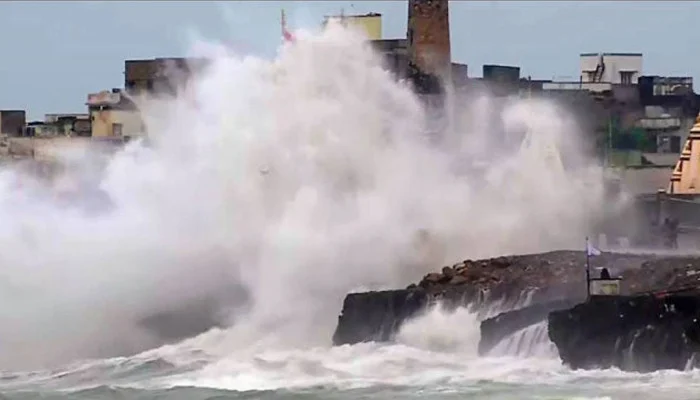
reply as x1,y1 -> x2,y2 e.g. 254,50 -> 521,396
322,12 -> 382,40
86,89 -> 144,138
580,53 -> 643,85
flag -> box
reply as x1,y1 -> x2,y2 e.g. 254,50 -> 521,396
281,9 -> 296,43
586,239 -> 601,257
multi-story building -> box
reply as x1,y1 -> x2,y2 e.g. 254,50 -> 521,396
542,53 -> 643,93
580,53 -> 643,85
86,89 -> 144,138
636,76 -> 698,154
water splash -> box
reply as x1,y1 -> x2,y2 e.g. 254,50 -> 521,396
0,21 -> 611,370
488,321 -> 558,358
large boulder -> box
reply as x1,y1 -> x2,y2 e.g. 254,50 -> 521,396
548,294 -> 700,372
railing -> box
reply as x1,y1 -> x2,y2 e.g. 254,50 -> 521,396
542,81 -> 613,92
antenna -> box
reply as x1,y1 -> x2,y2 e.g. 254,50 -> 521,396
280,9 -> 285,36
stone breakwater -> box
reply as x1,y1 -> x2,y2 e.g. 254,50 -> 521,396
333,250 -> 653,346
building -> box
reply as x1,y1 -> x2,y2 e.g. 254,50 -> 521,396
323,12 -> 382,40
541,53 -> 643,93
36,114 -> 91,137
537,52 -> 700,159
633,76 -> 699,155
0,110 -> 26,137
124,57 -> 207,95
370,38 -> 409,79
86,89 -> 144,138
482,65 -> 521,96
580,53 -> 643,85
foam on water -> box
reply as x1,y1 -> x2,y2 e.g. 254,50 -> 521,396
0,17 -> 695,400
148,305 -> 700,399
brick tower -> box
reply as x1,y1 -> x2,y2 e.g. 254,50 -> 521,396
406,0 -> 451,94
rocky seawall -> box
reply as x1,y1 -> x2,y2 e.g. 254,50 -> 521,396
334,250 -> 650,346
549,293 -> 700,372
333,250 -> 700,363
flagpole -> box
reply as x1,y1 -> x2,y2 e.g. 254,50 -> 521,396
585,236 -> 591,300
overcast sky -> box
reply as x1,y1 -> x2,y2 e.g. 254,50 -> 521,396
0,1 -> 697,119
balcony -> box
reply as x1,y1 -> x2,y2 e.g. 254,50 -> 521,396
636,117 -> 682,130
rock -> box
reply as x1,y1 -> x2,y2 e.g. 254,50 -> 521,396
442,266 -> 455,278
479,298 -> 581,355
548,294 -> 700,372
406,283 -> 417,290
423,272 -> 442,283
492,256 -> 512,268
333,250 -> 700,347
333,289 -> 429,345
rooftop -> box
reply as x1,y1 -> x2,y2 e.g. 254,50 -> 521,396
324,12 -> 382,19
580,52 -> 643,57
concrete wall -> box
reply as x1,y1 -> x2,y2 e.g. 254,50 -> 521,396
7,136 -> 124,160
580,53 -> 643,84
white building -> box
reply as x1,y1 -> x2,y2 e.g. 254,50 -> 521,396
579,52 -> 643,84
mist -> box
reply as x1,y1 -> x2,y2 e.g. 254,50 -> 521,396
0,22 -> 617,370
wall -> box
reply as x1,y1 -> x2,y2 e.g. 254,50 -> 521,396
90,109 -> 144,138
580,53 -> 643,84
7,136 -> 124,160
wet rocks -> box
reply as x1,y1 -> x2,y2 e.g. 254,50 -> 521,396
548,294 -> 700,372
479,298 -> 581,356
332,289 -> 430,345
333,250 -> 700,348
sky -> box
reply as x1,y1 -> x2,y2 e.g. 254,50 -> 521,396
0,1 -> 698,120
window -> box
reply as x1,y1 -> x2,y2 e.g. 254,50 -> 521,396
112,123 -> 123,137
670,136 -> 681,153
620,71 -> 634,85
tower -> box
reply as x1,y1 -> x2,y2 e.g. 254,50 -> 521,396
667,114 -> 700,194
406,0 -> 451,94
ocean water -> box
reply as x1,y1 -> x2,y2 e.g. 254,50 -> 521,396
0,19 -> 682,400
1,306 -> 699,400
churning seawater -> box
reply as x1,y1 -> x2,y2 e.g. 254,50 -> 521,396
0,19 -> 694,400
1,306 -> 700,400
